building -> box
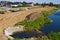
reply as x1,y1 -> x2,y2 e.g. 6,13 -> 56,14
0,1 -> 12,7
27,2 -> 34,7
0,1 -> 34,8
11,4 -> 18,7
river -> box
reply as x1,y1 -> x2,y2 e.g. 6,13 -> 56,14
40,9 -> 60,34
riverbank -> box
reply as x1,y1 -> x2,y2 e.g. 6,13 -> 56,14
15,7 -> 58,31
13,7 -> 58,40
0,6 -> 58,40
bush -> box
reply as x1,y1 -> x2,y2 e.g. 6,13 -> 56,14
48,32 -> 60,40
36,35 -> 49,40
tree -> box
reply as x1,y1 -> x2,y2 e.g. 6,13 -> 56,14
49,2 -> 54,6
35,3 -> 40,6
22,1 -> 27,7
41,3 -> 46,7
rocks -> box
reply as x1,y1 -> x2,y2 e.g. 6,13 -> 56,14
0,11 -> 5,14
4,26 -> 24,36
9,10 -> 20,12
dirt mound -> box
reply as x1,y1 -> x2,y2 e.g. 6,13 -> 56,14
25,12 -> 41,21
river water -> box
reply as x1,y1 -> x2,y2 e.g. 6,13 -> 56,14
40,9 -> 60,34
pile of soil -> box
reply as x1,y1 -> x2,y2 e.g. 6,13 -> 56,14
25,12 -> 41,21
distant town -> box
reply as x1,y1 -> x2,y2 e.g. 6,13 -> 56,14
0,1 -> 34,8
0,1 -> 60,8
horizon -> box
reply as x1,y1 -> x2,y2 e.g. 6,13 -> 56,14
0,0 -> 60,4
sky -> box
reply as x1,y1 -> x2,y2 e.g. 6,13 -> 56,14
1,0 -> 60,4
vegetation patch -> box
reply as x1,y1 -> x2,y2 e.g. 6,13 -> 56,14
15,9 -> 57,31
48,32 -> 60,40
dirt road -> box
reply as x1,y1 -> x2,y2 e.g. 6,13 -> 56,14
0,6 -> 56,40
